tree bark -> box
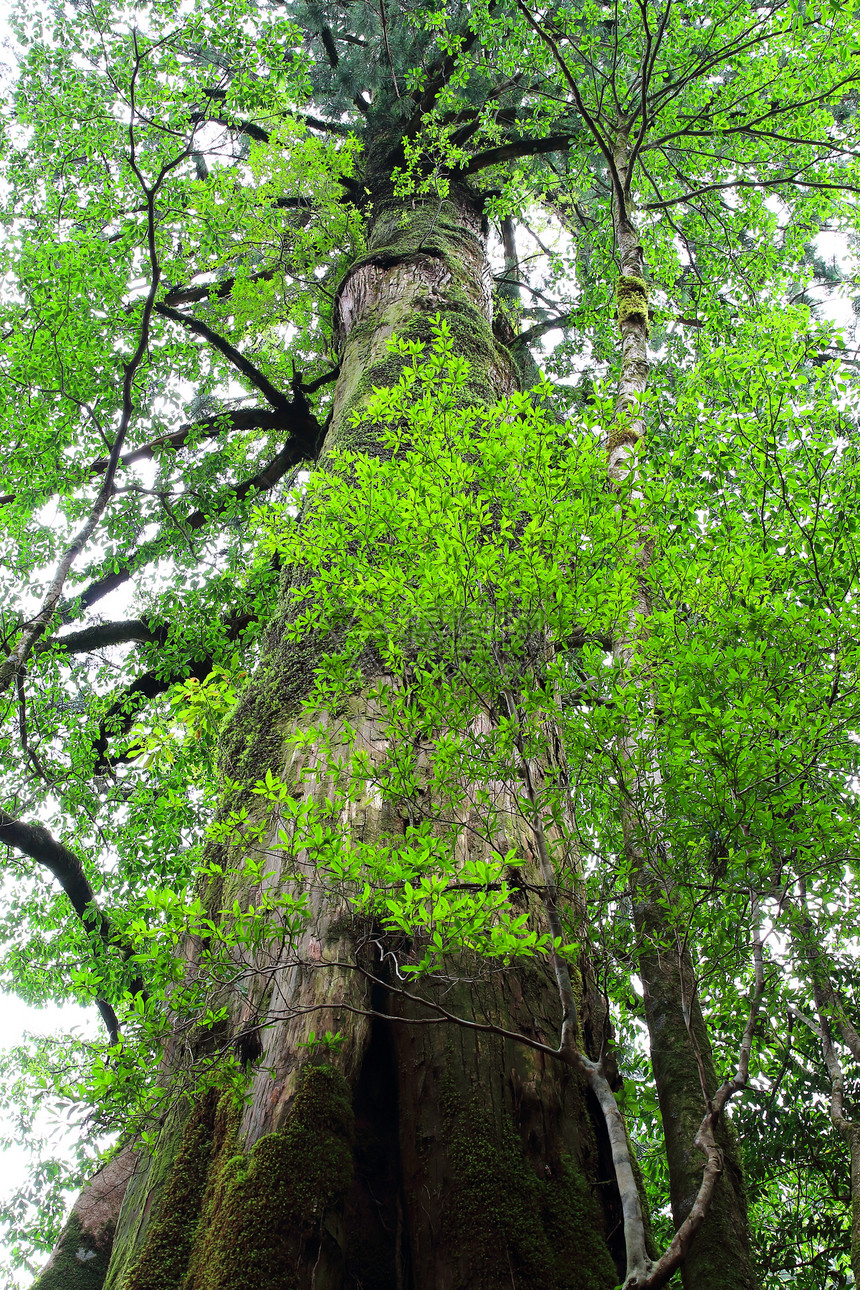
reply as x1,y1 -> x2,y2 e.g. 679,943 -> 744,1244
609,134 -> 759,1290
92,185 -> 624,1290
32,1149 -> 135,1290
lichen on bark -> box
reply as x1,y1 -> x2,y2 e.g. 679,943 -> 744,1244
31,1213 -> 115,1290
33,1148 -> 135,1290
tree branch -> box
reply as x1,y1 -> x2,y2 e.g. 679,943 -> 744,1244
67,427 -> 315,621
37,619 -> 167,655
0,408 -> 293,510
0,809 -> 147,1043
513,0 -> 628,224
625,0 -> 673,185
462,133 -> 575,172
154,303 -> 293,413
510,309 -> 580,349
91,612 -> 255,774
189,111 -> 270,142
623,912 -> 766,1289
0,87 -> 189,694
643,171 -> 860,212
198,88 -> 352,138
163,266 -> 280,308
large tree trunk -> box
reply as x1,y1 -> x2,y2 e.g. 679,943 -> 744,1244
32,1148 -> 135,1290
92,185 -> 624,1290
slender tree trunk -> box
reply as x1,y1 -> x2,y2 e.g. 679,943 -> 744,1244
92,184 -> 624,1290
609,135 -> 759,1290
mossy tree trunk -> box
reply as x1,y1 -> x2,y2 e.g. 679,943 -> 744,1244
608,134 -> 758,1290
93,183 -> 625,1290
32,1149 -> 136,1290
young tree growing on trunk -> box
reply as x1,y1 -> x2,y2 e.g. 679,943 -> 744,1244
0,0 -> 859,1287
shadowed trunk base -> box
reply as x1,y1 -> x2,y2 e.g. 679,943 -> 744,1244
93,964 -> 624,1290
31,1148 -> 135,1290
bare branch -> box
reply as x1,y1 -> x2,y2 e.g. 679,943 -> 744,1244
462,133 -> 575,172
154,303 -> 293,413
68,428 -> 314,620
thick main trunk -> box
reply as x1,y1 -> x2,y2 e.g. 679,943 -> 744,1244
92,187 -> 623,1290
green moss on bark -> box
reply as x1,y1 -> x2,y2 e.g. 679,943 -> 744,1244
32,1213 -> 114,1290
335,300 -> 509,447
123,1091 -> 219,1290
617,274 -> 650,335
182,1065 -> 355,1290
217,186 -> 516,793
342,196 -> 483,284
118,1067 -> 355,1290
217,622 -> 319,787
440,1080 -> 617,1290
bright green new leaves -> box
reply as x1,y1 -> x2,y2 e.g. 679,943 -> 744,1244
0,0 -> 858,1281
250,318 -> 626,970
266,319 -> 630,657
255,309 -> 860,1283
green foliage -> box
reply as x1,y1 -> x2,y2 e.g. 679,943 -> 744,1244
0,0 -> 859,1282
127,665 -> 249,772
246,318 -> 624,975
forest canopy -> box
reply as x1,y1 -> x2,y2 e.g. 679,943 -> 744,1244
0,0 -> 859,1287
